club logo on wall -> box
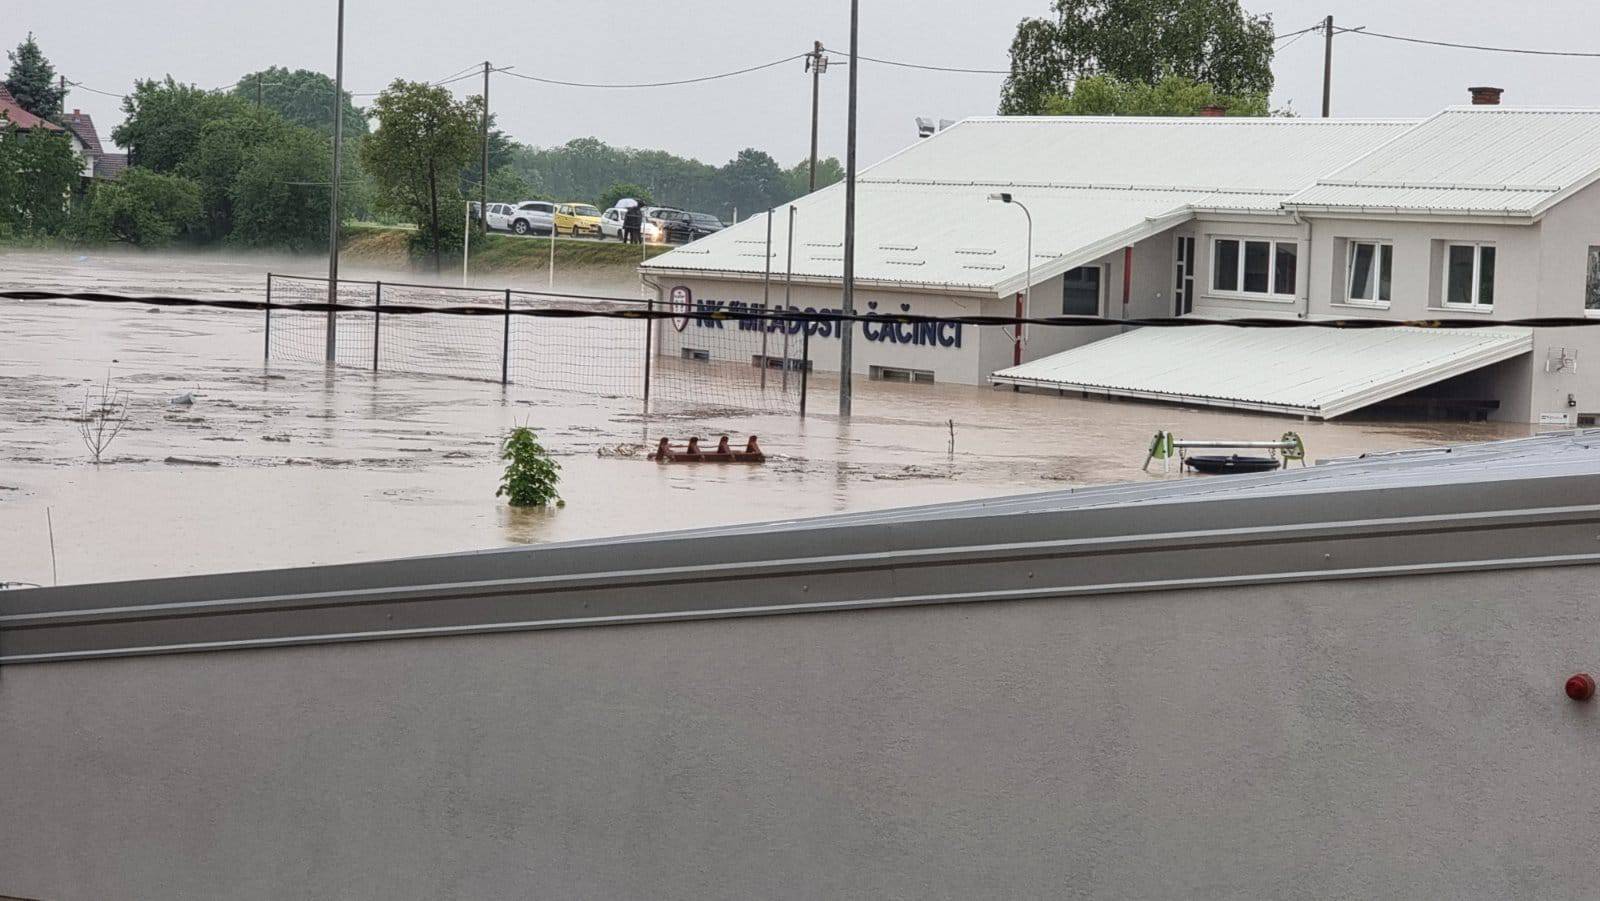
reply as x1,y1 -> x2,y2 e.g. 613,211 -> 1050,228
670,286 -> 692,332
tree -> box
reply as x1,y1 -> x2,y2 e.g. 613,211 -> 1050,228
459,112 -> 516,197
486,167 -> 539,204
113,77 -> 248,173
230,127 -> 333,251
86,169 -> 203,246
5,33 -> 64,122
717,148 -> 785,220
0,127 -> 81,235
783,156 -> 843,199
999,0 -> 1275,115
597,182 -> 654,211
231,67 -> 368,135
1042,73 -> 1269,116
361,80 -> 482,271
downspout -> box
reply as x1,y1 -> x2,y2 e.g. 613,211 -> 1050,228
1291,210 -> 1312,319
1121,245 -> 1133,332
1013,291 -> 1023,367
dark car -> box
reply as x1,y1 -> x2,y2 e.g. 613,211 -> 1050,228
647,207 -> 726,244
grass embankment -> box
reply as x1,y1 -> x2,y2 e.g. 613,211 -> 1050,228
340,224 -> 672,276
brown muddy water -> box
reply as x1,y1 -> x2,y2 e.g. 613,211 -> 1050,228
0,249 -> 1533,586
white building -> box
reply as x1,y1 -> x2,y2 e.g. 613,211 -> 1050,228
640,96 -> 1600,424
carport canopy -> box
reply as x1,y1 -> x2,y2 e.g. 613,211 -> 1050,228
990,325 -> 1533,419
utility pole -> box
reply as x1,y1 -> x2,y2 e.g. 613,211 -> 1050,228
839,0 -> 859,417
1321,15 -> 1333,118
256,73 -> 264,110
480,61 -> 491,235
325,0 -> 346,364
806,41 -> 828,192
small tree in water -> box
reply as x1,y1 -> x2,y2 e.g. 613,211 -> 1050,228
497,426 -> 563,508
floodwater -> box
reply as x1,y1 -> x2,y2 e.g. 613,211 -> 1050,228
0,249 -> 1534,586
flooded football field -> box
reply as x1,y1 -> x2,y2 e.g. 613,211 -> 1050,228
0,249 -> 1533,585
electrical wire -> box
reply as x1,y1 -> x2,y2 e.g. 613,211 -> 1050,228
64,80 -> 126,99
824,51 -> 1009,75
498,52 -> 808,88
1274,23 -> 1322,42
1335,26 -> 1600,58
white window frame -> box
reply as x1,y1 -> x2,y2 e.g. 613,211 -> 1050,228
1439,242 -> 1495,311
1343,240 -> 1393,308
1209,236 -> 1299,302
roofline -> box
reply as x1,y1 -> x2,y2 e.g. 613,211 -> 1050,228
952,115 -> 1423,125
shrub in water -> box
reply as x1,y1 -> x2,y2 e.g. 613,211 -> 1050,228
497,426 -> 563,508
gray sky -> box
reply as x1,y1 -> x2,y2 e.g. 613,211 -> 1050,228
11,0 -> 1600,167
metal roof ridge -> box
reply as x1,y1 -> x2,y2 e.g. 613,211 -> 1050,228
855,177 -> 1292,195
1311,180 -> 1562,192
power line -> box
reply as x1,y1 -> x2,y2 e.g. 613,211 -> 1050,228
498,52 -> 807,88
1274,23 -> 1323,42
825,50 -> 1008,75
1336,26 -> 1600,58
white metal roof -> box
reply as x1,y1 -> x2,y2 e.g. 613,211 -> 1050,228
989,325 -> 1532,419
1284,108 -> 1600,218
643,116 -> 1414,296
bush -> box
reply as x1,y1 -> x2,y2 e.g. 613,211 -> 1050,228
497,426 -> 563,508
86,168 -> 203,246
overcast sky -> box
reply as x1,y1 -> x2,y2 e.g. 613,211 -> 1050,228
11,0 -> 1600,167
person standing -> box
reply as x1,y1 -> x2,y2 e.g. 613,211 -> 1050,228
623,203 -> 643,244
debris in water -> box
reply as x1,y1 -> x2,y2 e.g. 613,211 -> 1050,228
261,435 -> 291,442
163,456 -> 221,467
596,443 -> 642,458
168,392 -> 194,406
443,450 -> 472,459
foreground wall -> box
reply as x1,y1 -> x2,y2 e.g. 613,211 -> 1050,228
3,565 -> 1596,899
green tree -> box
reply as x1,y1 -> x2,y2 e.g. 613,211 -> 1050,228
497,426 -> 563,508
999,0 -> 1275,115
1042,73 -> 1269,116
5,33 -> 65,122
717,148 -> 785,220
361,80 -> 482,271
113,77 -> 248,173
231,67 -> 368,135
459,112 -> 516,198
230,127 -> 333,251
486,167 -> 539,204
0,127 -> 81,235
86,169 -> 203,246
597,182 -> 654,211
783,156 -> 844,199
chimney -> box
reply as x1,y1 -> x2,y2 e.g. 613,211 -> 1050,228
72,108 -> 80,115
1469,86 -> 1503,106
1199,104 -> 1226,117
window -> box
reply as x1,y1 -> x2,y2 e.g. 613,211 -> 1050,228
1061,266 -> 1101,316
1346,241 -> 1393,304
871,365 -> 934,383
1587,246 -> 1600,314
1442,243 -> 1495,308
1211,237 -> 1297,298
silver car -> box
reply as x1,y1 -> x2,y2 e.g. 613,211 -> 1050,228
490,200 -> 553,236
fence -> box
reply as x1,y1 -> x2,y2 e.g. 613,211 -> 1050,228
264,274 -> 809,415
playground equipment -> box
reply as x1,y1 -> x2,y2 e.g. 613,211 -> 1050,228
1143,431 -> 1306,475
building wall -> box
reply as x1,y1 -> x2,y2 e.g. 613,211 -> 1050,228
2,565 -> 1597,899
1530,179 -> 1600,424
647,277 -> 992,385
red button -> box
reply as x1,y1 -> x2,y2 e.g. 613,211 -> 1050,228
1566,673 -> 1596,702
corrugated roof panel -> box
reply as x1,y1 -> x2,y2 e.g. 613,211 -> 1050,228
871,117 -> 1415,192
1286,108 -> 1600,215
990,325 -> 1532,419
644,116 -> 1414,295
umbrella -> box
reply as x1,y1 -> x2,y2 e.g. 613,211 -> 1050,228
615,197 -> 640,210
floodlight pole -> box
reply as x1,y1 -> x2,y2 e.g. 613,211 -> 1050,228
1321,15 -> 1333,117
324,0 -> 346,363
838,0 -> 859,418
990,192 -> 1032,366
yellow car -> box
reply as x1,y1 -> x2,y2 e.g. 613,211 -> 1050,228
553,202 -> 603,237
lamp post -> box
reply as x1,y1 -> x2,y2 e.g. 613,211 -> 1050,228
990,192 -> 1032,366
324,0 -> 346,363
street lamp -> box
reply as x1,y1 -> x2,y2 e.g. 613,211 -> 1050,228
989,192 -> 1033,365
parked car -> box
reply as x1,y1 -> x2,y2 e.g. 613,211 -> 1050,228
646,207 -> 726,244
554,202 -> 603,237
506,200 -> 554,236
600,207 -> 663,243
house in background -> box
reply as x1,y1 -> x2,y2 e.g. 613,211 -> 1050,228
61,108 -> 125,181
0,86 -> 124,182
642,88 -> 1600,424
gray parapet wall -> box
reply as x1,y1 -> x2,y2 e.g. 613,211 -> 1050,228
3,433 -> 1599,897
